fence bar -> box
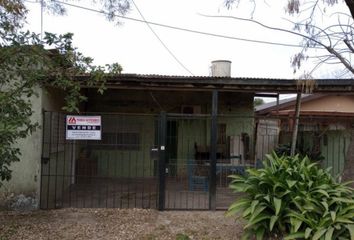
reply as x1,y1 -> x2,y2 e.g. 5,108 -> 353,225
39,111 -> 47,208
209,90 -> 218,210
158,111 -> 167,210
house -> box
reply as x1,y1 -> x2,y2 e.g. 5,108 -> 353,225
255,94 -> 354,178
1,61 -> 353,210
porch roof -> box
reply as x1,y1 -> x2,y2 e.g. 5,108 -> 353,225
75,73 -> 354,93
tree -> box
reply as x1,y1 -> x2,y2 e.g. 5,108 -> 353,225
344,0 -> 354,18
9,0 -> 131,22
254,98 -> 265,107
225,0 -> 354,19
0,1 -> 124,185
224,0 -> 354,77
222,1 -> 354,157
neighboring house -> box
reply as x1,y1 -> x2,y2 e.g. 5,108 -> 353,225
1,63 -> 353,211
256,94 -> 354,177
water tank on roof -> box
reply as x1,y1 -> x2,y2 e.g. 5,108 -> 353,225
210,60 -> 231,77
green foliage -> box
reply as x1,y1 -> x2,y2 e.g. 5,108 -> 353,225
0,3 -> 122,185
254,98 -> 265,108
1,0 -> 131,24
175,233 -> 190,240
274,143 -> 324,163
227,152 -> 354,239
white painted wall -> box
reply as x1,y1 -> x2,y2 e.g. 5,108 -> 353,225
0,87 -> 43,208
0,86 -> 66,209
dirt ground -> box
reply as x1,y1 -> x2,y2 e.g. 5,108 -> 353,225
0,208 -> 244,240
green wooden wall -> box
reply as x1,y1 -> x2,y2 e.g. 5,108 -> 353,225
82,90 -> 255,178
279,130 -> 351,177
91,115 -> 156,178
321,131 -> 350,177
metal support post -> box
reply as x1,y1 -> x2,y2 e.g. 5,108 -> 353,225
158,112 -> 167,210
209,90 -> 218,210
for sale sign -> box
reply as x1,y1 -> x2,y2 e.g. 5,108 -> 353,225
66,115 -> 101,140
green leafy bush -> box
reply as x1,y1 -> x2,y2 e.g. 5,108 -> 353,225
274,144 -> 324,163
227,152 -> 354,240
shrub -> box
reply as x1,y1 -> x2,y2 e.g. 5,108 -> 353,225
227,152 -> 354,240
274,144 -> 324,163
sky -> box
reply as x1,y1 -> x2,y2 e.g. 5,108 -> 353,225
24,0 -> 350,80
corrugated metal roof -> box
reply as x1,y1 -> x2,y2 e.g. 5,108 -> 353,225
74,73 -> 354,93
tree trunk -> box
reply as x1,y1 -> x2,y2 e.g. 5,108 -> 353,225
345,0 -> 354,20
290,93 -> 302,156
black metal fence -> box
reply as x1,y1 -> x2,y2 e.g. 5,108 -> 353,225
40,111 -> 354,210
40,112 -> 159,209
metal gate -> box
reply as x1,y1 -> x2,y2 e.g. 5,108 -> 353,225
40,111 -> 256,210
40,112 -> 159,209
163,114 -> 211,210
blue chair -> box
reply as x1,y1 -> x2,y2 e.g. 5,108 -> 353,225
187,159 -> 208,192
256,159 -> 264,169
230,166 -> 246,176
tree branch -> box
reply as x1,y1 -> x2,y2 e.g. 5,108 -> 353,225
344,0 -> 354,19
344,39 -> 354,53
202,14 -> 354,75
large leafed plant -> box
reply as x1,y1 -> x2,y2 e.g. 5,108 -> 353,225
227,152 -> 354,240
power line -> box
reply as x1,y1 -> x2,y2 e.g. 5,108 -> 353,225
131,0 -> 194,75
51,0 -> 317,49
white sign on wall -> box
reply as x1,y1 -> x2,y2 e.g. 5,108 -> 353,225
66,115 -> 101,140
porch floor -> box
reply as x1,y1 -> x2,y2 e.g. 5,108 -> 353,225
40,177 -> 240,210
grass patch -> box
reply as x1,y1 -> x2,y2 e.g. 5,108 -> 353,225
176,233 -> 190,240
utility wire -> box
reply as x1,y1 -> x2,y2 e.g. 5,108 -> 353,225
51,0 -> 318,49
131,0 -> 194,75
